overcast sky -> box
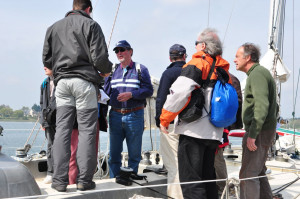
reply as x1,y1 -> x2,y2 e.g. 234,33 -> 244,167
0,0 -> 299,118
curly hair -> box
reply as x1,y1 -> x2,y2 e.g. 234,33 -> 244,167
198,28 -> 222,57
241,43 -> 261,63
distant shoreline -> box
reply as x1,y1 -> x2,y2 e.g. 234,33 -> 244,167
0,118 -> 38,122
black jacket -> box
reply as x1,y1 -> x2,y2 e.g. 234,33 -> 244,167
42,10 -> 112,86
155,61 -> 186,127
228,73 -> 243,130
40,77 -> 56,128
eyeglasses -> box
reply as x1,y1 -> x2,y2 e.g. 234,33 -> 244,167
114,48 -> 127,53
195,41 -> 203,46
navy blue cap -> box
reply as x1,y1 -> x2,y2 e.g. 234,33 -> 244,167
169,44 -> 186,56
113,40 -> 132,50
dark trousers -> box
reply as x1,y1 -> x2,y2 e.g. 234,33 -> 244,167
178,135 -> 219,199
45,126 -> 56,175
239,129 -> 275,199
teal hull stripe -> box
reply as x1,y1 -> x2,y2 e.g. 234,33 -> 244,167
277,128 -> 300,136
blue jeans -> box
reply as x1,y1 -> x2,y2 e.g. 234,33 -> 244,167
108,109 -> 144,178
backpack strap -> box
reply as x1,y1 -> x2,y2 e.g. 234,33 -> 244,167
202,57 -> 216,115
109,63 -> 119,77
202,57 -> 216,89
135,62 -> 142,81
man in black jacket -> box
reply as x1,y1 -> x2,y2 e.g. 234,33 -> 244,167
155,44 -> 187,199
42,0 -> 112,192
40,66 -> 56,184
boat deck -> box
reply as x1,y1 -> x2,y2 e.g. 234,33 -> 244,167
224,147 -> 300,199
33,158 -> 300,199
36,172 -> 167,199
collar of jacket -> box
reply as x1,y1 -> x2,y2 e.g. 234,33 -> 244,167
65,10 -> 92,19
166,61 -> 186,69
246,63 -> 259,76
192,51 -> 213,60
191,51 -> 230,70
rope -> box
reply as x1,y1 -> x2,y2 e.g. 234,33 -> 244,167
293,68 -> 300,145
130,179 -> 174,199
40,137 -> 47,151
24,117 -> 40,146
294,193 -> 300,199
7,171 -> 300,199
107,0 -> 122,49
30,126 -> 41,148
221,177 -> 240,199
222,0 -> 236,44
272,173 -> 300,194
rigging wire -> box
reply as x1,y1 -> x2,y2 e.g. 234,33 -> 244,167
281,0 -> 286,58
270,0 -> 276,48
107,0 -> 122,49
292,0 -> 295,145
223,0 -> 236,44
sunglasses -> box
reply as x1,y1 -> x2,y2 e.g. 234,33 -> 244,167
114,48 -> 127,53
195,41 -> 203,46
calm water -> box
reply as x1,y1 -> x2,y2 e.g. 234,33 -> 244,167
0,121 -> 242,157
0,121 -> 161,157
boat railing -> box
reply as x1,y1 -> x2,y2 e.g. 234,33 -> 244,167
5,168 -> 299,199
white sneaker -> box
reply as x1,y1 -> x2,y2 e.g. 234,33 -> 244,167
43,175 -> 53,184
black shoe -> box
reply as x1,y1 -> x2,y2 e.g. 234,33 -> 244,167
77,181 -> 96,191
51,184 -> 67,192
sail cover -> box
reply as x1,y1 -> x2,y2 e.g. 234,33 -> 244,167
260,48 -> 290,83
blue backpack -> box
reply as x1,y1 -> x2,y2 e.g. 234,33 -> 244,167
210,69 -> 239,128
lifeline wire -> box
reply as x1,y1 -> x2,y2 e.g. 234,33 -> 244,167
7,171 -> 300,199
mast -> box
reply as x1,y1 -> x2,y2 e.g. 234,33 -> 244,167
268,0 -> 285,57
260,0 -> 290,118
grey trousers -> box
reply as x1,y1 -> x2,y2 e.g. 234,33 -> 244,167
214,147 -> 228,193
239,129 -> 275,199
52,78 -> 98,186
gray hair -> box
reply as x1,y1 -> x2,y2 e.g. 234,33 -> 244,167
198,28 -> 222,57
241,43 -> 261,63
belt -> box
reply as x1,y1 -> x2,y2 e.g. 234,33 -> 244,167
112,106 -> 144,114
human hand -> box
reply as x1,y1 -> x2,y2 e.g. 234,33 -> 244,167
99,73 -> 110,77
160,124 -> 169,134
117,92 -> 132,102
247,137 -> 257,151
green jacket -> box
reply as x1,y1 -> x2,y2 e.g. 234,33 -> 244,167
243,63 -> 278,139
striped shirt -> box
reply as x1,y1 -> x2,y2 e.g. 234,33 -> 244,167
104,61 -> 153,109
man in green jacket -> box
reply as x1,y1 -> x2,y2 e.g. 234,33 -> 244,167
234,43 -> 277,199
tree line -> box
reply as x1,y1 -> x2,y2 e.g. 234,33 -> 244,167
0,104 -> 41,120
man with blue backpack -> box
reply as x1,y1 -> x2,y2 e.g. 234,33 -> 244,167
160,28 -> 233,199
